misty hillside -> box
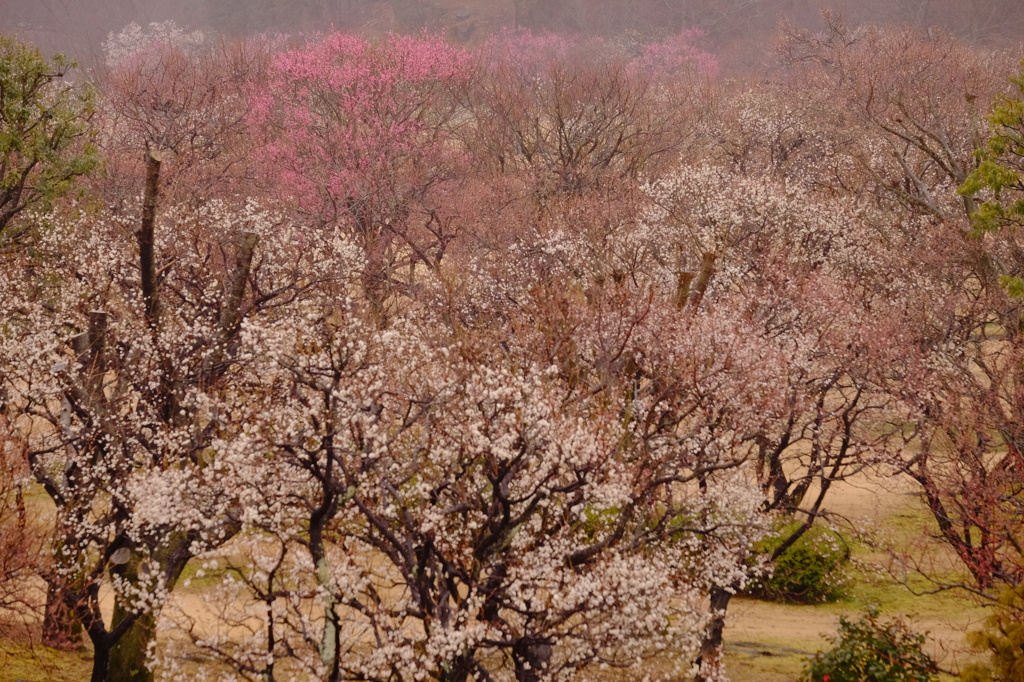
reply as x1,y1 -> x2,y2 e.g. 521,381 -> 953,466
4,0 -> 1023,70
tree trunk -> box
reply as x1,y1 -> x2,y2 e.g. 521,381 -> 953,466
693,586 -> 733,682
108,606 -> 156,682
683,252 -> 716,318
41,574 -> 81,650
439,653 -> 476,682
90,632 -> 112,682
104,537 -> 192,682
314,550 -> 342,682
513,640 -> 553,682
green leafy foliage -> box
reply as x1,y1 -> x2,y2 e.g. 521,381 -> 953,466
960,60 -> 1024,237
751,521 -> 851,604
0,35 -> 97,244
960,583 -> 1024,681
800,607 -> 938,682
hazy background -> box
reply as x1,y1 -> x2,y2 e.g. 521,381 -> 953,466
3,0 -> 1023,71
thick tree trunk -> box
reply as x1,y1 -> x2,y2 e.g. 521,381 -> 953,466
90,634 -> 112,682
314,549 -> 342,682
676,270 -> 695,309
41,574 -> 81,649
693,586 -> 733,682
108,605 -> 156,682
683,252 -> 716,317
103,537 -> 192,682
105,549 -> 156,682
513,640 -> 553,682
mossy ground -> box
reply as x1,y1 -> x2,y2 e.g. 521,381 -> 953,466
0,639 -> 91,682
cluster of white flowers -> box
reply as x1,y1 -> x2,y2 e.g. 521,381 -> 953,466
103,21 -> 208,66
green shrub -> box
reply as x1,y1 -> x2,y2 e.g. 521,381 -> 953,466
751,520 -> 851,604
960,583 -> 1024,681
801,606 -> 938,682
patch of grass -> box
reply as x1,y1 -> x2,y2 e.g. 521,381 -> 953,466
175,558 -> 228,591
726,647 -> 805,682
842,573 -> 979,619
0,639 -> 92,682
724,482 -> 990,682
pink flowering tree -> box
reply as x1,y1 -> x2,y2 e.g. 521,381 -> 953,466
251,33 -> 472,319
629,29 -> 719,81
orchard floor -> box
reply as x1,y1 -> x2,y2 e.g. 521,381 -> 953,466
725,471 -> 989,682
0,471 -> 994,682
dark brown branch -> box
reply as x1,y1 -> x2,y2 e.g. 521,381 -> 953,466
684,251 -> 717,318
138,149 -> 162,329
201,230 -> 259,385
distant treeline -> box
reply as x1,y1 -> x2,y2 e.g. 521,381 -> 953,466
4,0 -> 1024,70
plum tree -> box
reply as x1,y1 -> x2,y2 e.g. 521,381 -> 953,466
250,32 -> 472,321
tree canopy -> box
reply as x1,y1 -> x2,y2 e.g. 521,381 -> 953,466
0,35 -> 97,244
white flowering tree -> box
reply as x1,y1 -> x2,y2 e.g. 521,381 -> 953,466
0,147 -> 347,681
102,22 -> 209,67
150,276 -> 776,682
